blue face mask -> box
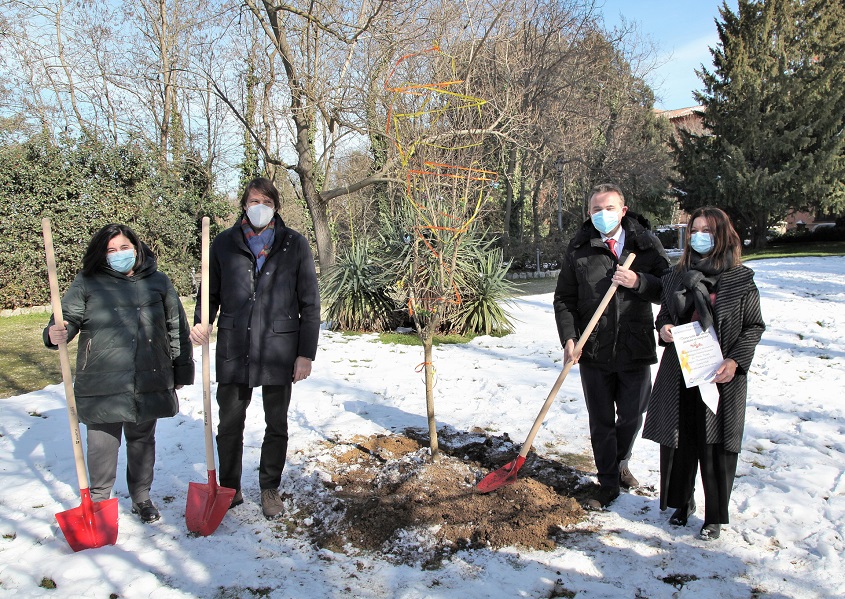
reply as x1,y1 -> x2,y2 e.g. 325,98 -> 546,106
107,249 -> 136,273
591,209 -> 620,235
690,232 -> 714,255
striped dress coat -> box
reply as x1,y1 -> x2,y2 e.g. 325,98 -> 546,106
642,264 -> 765,453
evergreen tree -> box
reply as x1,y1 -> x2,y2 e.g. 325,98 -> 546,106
672,0 -> 845,246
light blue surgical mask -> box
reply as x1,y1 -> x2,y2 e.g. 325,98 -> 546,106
107,249 -> 136,273
690,232 -> 714,255
591,209 -> 620,235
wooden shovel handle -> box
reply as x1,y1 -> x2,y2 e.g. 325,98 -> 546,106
42,218 -> 90,490
200,217 -> 216,470
517,253 -> 637,459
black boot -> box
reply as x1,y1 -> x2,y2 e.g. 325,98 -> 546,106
132,499 -> 161,523
700,523 -> 721,540
669,497 -> 696,526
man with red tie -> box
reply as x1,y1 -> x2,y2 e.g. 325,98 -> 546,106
554,183 -> 670,510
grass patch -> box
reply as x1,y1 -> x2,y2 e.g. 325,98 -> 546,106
377,332 -> 473,346
0,312 -> 73,399
744,241 -> 845,260
509,277 -> 557,297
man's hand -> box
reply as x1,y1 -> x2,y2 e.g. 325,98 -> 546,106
564,339 -> 582,365
48,321 -> 68,345
293,356 -> 312,383
611,264 -> 639,289
189,323 -> 213,346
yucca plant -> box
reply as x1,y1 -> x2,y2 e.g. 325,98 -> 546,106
451,245 -> 516,335
320,243 -> 396,331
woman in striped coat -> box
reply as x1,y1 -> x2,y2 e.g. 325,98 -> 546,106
642,207 -> 764,540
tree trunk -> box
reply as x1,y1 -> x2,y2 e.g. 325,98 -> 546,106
293,112 -> 335,269
502,145 -> 517,250
423,336 -> 439,461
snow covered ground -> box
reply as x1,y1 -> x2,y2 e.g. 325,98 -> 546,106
0,256 -> 843,598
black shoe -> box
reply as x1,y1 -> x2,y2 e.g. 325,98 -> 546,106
669,498 -> 696,526
132,499 -> 160,523
584,485 -> 620,511
229,490 -> 243,510
700,523 -> 721,540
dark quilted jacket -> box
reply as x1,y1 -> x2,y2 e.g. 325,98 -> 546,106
44,253 -> 194,424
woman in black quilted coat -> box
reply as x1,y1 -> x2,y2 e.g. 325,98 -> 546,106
642,207 -> 764,540
45,224 -> 194,523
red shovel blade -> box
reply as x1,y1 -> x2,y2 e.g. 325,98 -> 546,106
476,456 -> 526,493
186,470 -> 236,536
55,489 -> 118,552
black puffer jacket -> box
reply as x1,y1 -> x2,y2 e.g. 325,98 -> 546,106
44,252 -> 194,425
196,214 -> 320,387
553,214 -> 670,369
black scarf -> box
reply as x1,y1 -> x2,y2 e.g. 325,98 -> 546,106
669,251 -> 734,332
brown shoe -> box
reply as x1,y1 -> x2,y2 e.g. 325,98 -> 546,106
584,485 -> 620,511
619,466 -> 639,489
260,488 -> 284,519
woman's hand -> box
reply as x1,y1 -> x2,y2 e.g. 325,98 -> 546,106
49,321 -> 69,345
659,324 -> 674,343
189,323 -> 212,346
714,358 -> 738,384
293,356 -> 312,383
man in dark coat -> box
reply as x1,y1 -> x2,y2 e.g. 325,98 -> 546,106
190,178 -> 320,518
554,183 -> 669,510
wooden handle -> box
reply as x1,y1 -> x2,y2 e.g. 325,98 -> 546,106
42,218 -> 90,490
517,253 -> 637,459
200,217 -> 215,471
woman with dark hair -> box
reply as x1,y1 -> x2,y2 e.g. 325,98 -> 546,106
45,224 -> 194,523
642,207 -> 765,540
189,177 -> 320,519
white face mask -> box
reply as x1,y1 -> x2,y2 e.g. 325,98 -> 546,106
246,204 -> 274,229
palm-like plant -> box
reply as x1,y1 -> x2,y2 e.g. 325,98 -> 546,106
451,244 -> 515,336
320,243 -> 396,331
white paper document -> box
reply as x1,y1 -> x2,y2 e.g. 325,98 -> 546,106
672,321 -> 724,414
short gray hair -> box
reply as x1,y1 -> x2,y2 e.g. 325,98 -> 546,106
589,183 -> 625,205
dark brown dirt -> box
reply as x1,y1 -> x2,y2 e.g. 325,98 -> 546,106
290,427 -> 594,563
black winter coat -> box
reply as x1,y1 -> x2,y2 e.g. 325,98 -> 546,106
44,254 -> 194,425
553,214 -> 670,369
642,265 -> 765,453
196,215 -> 320,387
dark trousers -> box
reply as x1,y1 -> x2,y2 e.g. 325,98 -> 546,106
216,383 -> 292,492
86,420 -> 157,503
580,364 -> 651,489
660,383 -> 738,524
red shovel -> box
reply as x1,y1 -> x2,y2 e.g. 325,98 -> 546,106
43,218 -> 119,551
186,217 -> 236,535
477,253 -> 637,493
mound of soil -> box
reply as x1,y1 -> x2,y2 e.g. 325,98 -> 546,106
282,427 -> 595,565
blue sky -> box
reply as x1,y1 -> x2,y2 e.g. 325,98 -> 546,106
598,0 -> 737,110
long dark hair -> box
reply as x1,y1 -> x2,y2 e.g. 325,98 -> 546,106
81,224 -> 145,277
677,206 -> 742,272
240,177 -> 280,211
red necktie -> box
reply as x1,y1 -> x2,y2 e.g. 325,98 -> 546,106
605,238 -> 617,257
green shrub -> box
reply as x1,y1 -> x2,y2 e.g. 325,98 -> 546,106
451,247 -> 516,335
320,243 -> 397,331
